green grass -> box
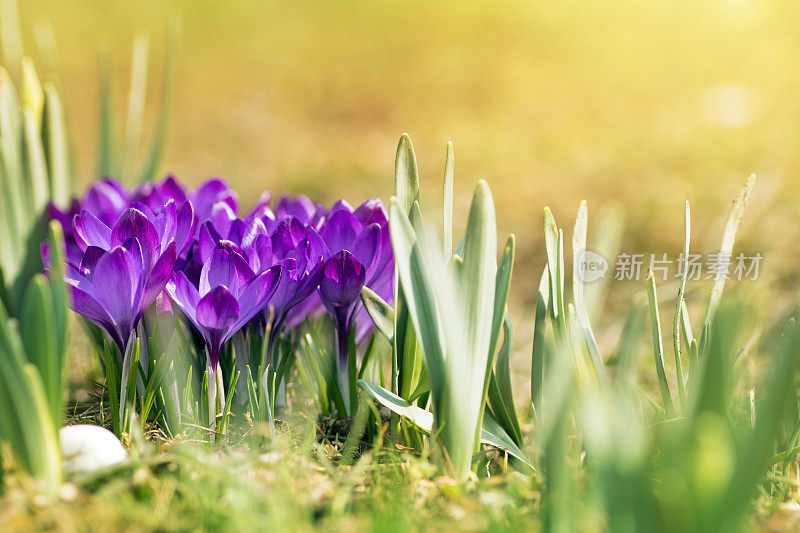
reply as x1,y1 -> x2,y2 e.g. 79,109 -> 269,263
1,415 -> 544,532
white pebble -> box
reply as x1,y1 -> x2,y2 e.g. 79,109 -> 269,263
59,424 -> 127,473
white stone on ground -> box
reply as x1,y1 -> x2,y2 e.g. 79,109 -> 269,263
59,424 -> 127,473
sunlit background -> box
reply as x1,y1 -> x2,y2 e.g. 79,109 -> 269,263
14,0 -> 800,330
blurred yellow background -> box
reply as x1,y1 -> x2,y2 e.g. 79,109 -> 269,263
13,0 -> 800,310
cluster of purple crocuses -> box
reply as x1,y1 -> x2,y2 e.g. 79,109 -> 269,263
46,176 -> 393,417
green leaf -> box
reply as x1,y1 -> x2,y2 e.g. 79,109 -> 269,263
543,208 -> 566,336
97,49 -> 115,178
442,140 -> 454,257
394,133 -> 419,215
647,271 -> 674,416
20,57 -> 43,122
391,133 -> 420,399
458,180 -> 497,442
120,33 -> 149,183
484,237 -> 517,443
702,174 -> 755,335
141,351 -> 171,423
359,379 -> 433,430
486,235 -> 514,384
480,410 -> 534,471
42,83 -> 71,208
0,67 -> 26,270
360,286 -> 395,342
359,380 -> 533,471
101,341 -> 122,436
0,302 -> 60,491
613,303 -> 645,385
572,201 -> 608,384
23,107 -> 50,214
391,179 -> 500,480
138,15 -> 181,183
488,316 -> 523,445
0,0 -> 23,79
531,266 -> 549,413
21,363 -> 61,491
673,201 -> 691,412
19,275 -> 58,422
388,198 -> 447,410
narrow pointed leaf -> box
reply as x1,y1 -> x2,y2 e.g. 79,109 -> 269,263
360,286 -> 395,342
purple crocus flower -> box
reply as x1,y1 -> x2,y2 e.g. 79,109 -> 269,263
80,179 -> 131,226
317,198 -> 394,412
131,175 -> 188,214
274,194 -> 326,229
47,179 -> 132,265
165,243 -> 281,418
64,205 -> 183,353
189,178 -> 239,226
166,244 -> 280,368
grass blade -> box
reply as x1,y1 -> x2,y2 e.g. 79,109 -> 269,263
443,140 -> 454,257
647,271 -> 674,416
673,201 -> 690,412
42,83 -> 71,208
0,0 -> 23,79
702,175 -> 755,334
572,201 -> 608,384
138,15 -> 181,183
120,33 -> 149,183
97,48 -> 114,177
531,266 -> 549,414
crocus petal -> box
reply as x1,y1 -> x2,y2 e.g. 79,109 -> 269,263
80,246 -> 107,278
227,219 -> 246,245
305,227 -> 329,261
270,258 -> 300,312
199,247 -> 255,297
209,201 -> 236,239
327,199 -> 354,219
91,245 -> 144,345
350,223 -> 381,278
246,192 -> 272,221
241,218 -> 267,249
320,209 -> 360,255
319,250 -> 366,308
154,199 -> 178,254
354,198 -> 388,227
69,284 -> 124,350
198,223 -> 218,264
196,285 -> 240,331
253,234 -> 274,273
286,260 -> 324,310
165,271 -> 201,322
84,179 -> 129,226
143,242 -> 177,309
276,194 -> 316,223
161,175 -> 188,205
230,266 -> 281,335
73,210 -> 112,251
64,263 -> 93,293
175,200 -> 196,255
128,201 -> 156,221
111,208 -> 160,270
191,178 -> 238,221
